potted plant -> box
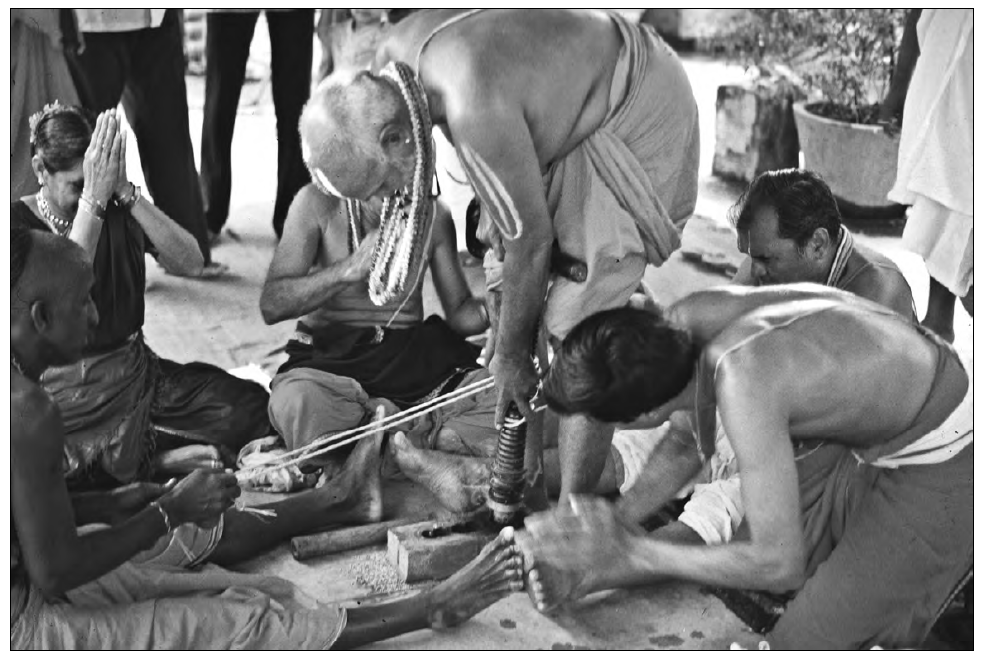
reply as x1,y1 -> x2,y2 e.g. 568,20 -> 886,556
716,9 -> 908,219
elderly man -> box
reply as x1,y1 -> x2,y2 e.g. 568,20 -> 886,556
298,9 -> 700,497
260,184 -> 499,461
11,228 -> 523,649
614,168 -> 919,545
520,284 -> 972,649
261,183 -> 640,513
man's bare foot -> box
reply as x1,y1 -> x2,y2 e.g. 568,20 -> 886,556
425,526 -> 525,628
514,529 -> 592,615
390,431 -> 492,514
317,426 -> 385,525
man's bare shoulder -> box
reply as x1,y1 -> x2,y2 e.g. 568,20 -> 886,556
290,183 -> 346,233
11,378 -> 60,447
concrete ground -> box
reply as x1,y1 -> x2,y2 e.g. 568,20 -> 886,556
125,20 -> 972,650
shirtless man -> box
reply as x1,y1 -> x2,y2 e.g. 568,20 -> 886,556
261,183 -> 635,514
298,9 -> 700,501
261,184 -> 498,461
11,228 -> 523,649
616,168 -> 919,545
518,284 -> 972,649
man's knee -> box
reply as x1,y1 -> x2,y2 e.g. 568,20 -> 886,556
268,369 -> 368,451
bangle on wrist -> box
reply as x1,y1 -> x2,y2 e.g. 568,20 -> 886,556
79,195 -> 106,220
149,500 -> 172,533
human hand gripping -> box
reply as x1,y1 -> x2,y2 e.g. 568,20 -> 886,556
490,351 -> 539,427
156,469 -> 241,530
108,480 -> 175,523
523,495 -> 636,572
82,110 -> 122,209
345,230 -> 380,281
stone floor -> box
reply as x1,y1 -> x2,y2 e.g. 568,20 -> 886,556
123,25 -> 973,650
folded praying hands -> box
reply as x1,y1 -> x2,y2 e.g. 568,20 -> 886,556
82,110 -> 129,209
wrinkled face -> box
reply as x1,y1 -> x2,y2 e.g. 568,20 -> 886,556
47,261 -> 99,364
41,161 -> 85,217
739,205 -> 816,286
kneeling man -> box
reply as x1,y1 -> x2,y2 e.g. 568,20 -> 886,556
521,284 -> 972,649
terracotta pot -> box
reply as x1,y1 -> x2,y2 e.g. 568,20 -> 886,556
793,101 -> 905,219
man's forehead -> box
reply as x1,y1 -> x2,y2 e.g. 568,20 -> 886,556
745,205 -> 786,252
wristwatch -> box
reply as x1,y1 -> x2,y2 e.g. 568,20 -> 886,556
118,182 -> 141,211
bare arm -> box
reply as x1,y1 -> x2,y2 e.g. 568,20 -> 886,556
260,186 -> 374,324
12,390 -> 170,596
447,87 -> 554,422
428,202 -> 489,336
129,192 -> 204,276
525,350 -> 807,594
615,412 -> 704,526
850,267 -> 917,322
12,386 -> 238,597
70,482 -> 173,526
624,356 -> 806,592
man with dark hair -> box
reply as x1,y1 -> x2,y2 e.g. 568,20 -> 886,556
11,228 -> 524,649
519,284 -> 972,649
729,168 -> 914,318
609,169 -> 920,547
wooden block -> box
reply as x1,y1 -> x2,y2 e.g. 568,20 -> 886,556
387,519 -> 495,583
292,517 -> 422,561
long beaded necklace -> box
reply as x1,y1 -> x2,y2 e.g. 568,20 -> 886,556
364,61 -> 437,307
36,189 -> 72,237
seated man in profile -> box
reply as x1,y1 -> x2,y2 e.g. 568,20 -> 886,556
613,168 -> 919,546
520,285 -> 972,649
260,183 -> 498,458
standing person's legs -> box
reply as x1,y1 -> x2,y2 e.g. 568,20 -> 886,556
120,10 -> 214,265
266,9 -> 315,238
63,29 -> 129,112
200,11 -> 259,237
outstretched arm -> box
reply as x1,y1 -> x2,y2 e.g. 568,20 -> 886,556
12,387 -> 239,597
428,202 -> 489,336
448,93 -> 553,424
260,186 -> 375,324
525,355 -> 807,594
615,411 -> 705,526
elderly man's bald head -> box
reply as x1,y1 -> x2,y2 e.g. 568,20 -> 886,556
299,70 -> 408,199
11,228 -> 89,297
11,228 -> 97,366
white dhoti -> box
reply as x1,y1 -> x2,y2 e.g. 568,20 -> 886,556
889,9 -> 973,297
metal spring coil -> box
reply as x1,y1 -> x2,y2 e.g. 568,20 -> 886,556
488,404 -> 527,524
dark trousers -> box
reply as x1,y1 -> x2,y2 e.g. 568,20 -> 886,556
65,9 -> 213,264
200,10 -> 314,238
